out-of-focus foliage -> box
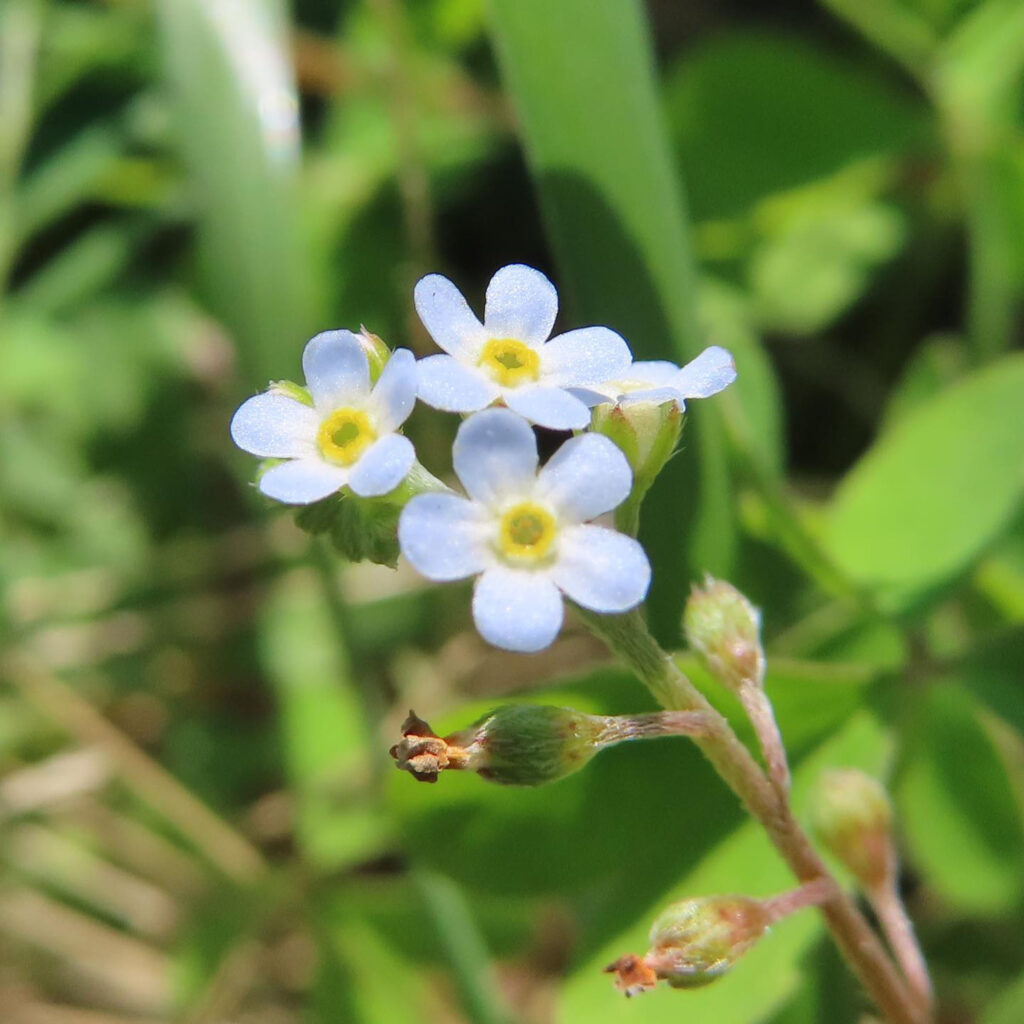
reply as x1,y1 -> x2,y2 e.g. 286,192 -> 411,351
1,0 -> 1022,1022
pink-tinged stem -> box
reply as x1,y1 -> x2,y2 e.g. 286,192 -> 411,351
869,876 -> 934,1013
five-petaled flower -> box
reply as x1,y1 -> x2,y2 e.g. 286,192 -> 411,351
231,330 -> 417,504
576,345 -> 738,408
398,408 -> 651,652
413,264 -> 632,430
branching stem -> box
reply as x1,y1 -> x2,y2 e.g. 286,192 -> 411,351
577,607 -> 929,1024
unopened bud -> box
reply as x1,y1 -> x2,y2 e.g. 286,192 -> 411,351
592,401 -> 683,517
606,895 -> 771,994
808,769 -> 894,889
358,326 -> 391,382
683,576 -> 764,691
268,379 -> 313,405
391,706 -> 710,787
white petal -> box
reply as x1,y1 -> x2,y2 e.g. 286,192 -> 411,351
483,264 -> 558,346
504,386 -> 591,430
453,408 -> 539,505
566,385 -> 615,406
399,493 -> 491,581
258,458 -> 348,504
416,354 -> 499,413
414,274 -> 487,360
302,330 -> 370,411
536,433 -> 632,522
672,346 -> 737,398
625,361 -> 680,387
617,387 -> 684,408
348,434 -> 415,497
230,393 -> 318,458
552,525 -> 651,613
540,326 -> 632,387
368,348 -> 417,432
472,566 -> 564,652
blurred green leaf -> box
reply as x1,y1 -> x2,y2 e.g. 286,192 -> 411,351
897,683 -> 1024,914
259,569 -> 387,870
824,352 -> 1024,611
155,0 -> 318,380
558,710 -> 890,1024
664,32 -> 929,220
749,175 -> 905,335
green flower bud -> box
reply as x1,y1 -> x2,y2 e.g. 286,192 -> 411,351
808,769 -> 894,889
605,895 -> 771,994
683,576 -> 764,691
592,401 -> 683,534
391,706 -> 711,787
358,325 -> 391,383
268,379 -> 313,405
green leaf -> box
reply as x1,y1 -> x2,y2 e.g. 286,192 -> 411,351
154,0 -> 319,381
294,492 -> 402,568
258,570 -> 387,869
558,711 -> 891,1024
486,0 -> 735,640
896,683 -> 1024,914
824,352 -> 1024,611
664,31 -> 929,220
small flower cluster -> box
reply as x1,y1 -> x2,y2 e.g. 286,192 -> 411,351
231,264 -> 736,652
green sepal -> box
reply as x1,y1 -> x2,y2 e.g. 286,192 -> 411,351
294,492 -> 401,568
268,379 -> 313,405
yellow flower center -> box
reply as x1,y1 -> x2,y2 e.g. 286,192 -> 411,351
478,338 -> 541,387
317,408 -> 377,466
497,502 -> 558,564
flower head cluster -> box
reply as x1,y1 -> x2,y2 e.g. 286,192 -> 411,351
229,264 -> 737,652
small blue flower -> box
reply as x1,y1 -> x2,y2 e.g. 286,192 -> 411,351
398,408 -> 651,652
231,331 -> 417,504
576,345 -> 737,408
413,264 -> 632,430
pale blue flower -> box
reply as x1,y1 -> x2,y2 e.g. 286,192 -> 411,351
231,331 -> 417,504
574,345 -> 737,408
413,264 -> 632,431
398,408 -> 650,652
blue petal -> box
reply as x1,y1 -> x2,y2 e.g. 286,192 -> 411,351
398,493 -> 491,581
483,264 -> 558,346
452,408 -> 538,506
504,386 -> 591,430
552,525 -> 651,613
302,330 -> 370,411
368,348 -> 417,432
258,459 -> 348,504
414,274 -> 487,360
230,393 -> 318,458
536,434 -> 632,522
416,354 -> 499,413
348,434 -> 415,497
472,566 -> 564,652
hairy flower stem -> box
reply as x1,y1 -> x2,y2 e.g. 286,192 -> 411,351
738,682 -> 792,796
869,876 -> 934,1013
576,607 -> 927,1024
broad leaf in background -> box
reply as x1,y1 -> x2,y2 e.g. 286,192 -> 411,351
486,0 -> 737,640
824,352 -> 1024,611
559,711 -> 891,1024
897,683 -> 1024,914
663,32 -> 929,221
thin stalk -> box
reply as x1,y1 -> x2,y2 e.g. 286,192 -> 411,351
762,878 -> 833,924
738,683 -> 791,796
577,607 -> 926,1024
869,876 -> 934,1013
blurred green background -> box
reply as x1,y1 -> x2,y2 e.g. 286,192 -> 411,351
2,0 -> 1023,1022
